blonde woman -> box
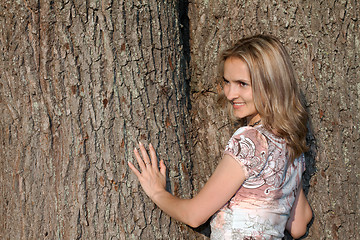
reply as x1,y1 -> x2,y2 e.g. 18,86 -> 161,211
128,35 -> 313,239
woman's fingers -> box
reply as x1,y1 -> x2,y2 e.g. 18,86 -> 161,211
128,161 -> 142,179
133,147 -> 146,171
159,159 -> 166,177
149,143 -> 158,169
133,142 -> 159,172
128,143 -> 167,199
139,142 -> 151,166
130,142 -> 164,179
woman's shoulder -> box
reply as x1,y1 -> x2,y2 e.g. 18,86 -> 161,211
228,125 -> 269,154
229,125 -> 286,153
225,126 -> 269,179
231,125 -> 273,143
231,125 -> 264,138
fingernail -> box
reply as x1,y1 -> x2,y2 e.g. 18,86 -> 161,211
139,141 -> 142,146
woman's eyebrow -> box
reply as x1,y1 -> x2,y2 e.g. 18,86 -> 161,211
236,79 -> 250,82
223,77 -> 250,83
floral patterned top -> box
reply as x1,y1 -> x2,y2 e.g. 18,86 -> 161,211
210,125 -> 305,240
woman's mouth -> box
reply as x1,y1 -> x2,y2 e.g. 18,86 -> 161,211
232,102 -> 245,109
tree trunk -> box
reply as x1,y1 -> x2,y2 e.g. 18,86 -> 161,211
1,0 -> 359,239
0,0 -> 200,239
188,0 -> 359,239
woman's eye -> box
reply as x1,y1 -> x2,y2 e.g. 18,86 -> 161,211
239,81 -> 248,87
223,78 -> 229,84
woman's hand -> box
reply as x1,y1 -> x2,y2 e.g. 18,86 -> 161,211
128,142 -> 167,200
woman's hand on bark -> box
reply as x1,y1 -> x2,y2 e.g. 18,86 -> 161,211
128,142 -> 167,200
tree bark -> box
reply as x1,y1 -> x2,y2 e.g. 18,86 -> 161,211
188,0 -> 359,239
1,0 -> 359,239
0,0 -> 199,239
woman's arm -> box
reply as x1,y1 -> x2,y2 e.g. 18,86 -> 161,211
128,142 -> 246,228
286,186 -> 313,239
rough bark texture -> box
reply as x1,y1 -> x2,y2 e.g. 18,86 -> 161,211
0,0 -> 198,239
1,0 -> 359,240
189,0 -> 359,239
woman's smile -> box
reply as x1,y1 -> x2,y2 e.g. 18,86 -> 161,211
231,101 -> 245,109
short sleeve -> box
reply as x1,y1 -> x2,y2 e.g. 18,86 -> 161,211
224,127 -> 268,180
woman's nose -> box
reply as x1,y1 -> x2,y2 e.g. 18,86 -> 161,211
226,85 -> 238,100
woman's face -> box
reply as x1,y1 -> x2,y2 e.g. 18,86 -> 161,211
223,57 -> 260,124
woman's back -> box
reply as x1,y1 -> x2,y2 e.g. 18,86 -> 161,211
210,125 -> 305,239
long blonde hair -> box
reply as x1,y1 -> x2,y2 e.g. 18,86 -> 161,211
218,35 -> 308,163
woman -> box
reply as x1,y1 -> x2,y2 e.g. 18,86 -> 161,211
128,35 -> 312,239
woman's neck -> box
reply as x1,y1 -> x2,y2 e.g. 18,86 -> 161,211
247,114 -> 261,127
